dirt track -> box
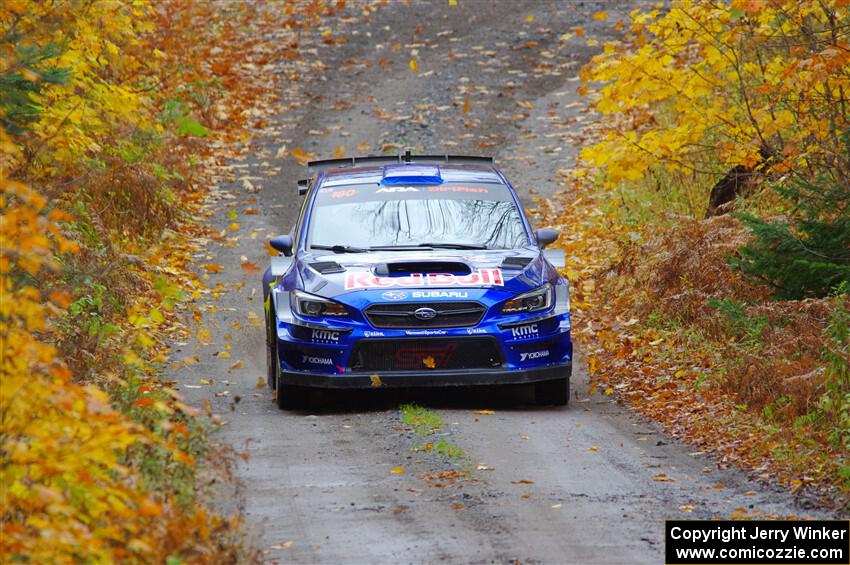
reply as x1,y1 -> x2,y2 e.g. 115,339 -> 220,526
169,2 -> 827,562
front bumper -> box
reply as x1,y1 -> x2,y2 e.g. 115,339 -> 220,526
278,362 -> 572,389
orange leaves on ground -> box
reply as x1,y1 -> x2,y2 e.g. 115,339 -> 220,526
291,146 -> 316,165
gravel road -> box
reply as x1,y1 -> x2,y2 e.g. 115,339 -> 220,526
169,2 -> 827,563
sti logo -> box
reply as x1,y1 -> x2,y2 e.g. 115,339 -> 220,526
345,268 -> 503,290
511,323 -> 538,338
520,350 -> 549,362
312,329 -> 340,342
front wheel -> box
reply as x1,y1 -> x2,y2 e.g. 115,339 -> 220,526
534,377 -> 569,406
276,381 -> 309,410
266,321 -> 277,390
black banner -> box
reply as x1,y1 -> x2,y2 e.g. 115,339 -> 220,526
666,520 -> 849,565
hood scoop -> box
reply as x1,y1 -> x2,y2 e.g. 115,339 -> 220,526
374,261 -> 471,277
501,256 -> 533,270
309,261 -> 345,274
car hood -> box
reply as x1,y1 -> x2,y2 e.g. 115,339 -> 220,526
294,248 -> 553,302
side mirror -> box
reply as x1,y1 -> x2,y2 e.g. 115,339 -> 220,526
535,228 -> 559,249
269,234 -> 293,256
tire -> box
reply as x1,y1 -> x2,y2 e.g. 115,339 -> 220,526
266,315 -> 277,390
276,381 -> 310,411
534,377 -> 569,406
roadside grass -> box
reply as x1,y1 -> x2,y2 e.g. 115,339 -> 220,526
400,404 -> 467,460
433,439 -> 466,459
400,403 -> 445,436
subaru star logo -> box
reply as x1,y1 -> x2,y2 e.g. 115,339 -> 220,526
413,307 -> 438,320
381,290 -> 408,301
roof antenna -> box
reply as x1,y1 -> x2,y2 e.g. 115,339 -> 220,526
403,149 -> 412,163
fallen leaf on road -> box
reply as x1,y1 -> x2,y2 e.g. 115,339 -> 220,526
199,379 -> 212,385
679,504 -> 696,512
202,264 -> 225,273
408,59 -> 418,71
228,360 -> 244,370
452,503 -> 464,510
512,479 -> 534,484
654,472 -> 676,482
241,261 -> 261,274
256,377 -> 266,388
474,409 -> 495,415
713,482 -> 726,489
291,147 -> 315,166
333,145 -> 345,158
551,503 -> 562,509
269,541 -> 293,550
476,464 -> 494,471
587,446 -> 598,452
390,466 -> 405,474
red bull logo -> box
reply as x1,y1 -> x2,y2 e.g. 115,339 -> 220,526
344,268 -> 504,290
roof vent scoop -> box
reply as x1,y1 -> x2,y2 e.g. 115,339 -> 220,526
374,261 -> 471,276
380,164 -> 443,185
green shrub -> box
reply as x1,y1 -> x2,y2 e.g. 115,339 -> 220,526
732,176 -> 850,299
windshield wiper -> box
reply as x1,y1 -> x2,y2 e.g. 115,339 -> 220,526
311,244 -> 369,253
417,242 -> 490,250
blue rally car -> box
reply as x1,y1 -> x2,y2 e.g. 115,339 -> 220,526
263,152 -> 572,409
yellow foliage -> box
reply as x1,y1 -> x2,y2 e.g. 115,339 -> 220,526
1,1 -> 159,177
580,0 -> 850,187
1,181 -> 154,560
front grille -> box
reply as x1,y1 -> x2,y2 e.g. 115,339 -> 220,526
365,301 -> 486,329
349,337 -> 502,372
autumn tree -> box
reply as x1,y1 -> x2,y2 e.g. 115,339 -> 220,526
580,0 -> 849,198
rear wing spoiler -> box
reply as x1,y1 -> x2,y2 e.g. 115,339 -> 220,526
298,151 -> 494,195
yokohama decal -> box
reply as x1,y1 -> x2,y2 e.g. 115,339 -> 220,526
344,268 -> 504,290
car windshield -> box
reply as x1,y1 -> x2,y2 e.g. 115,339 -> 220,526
307,182 -> 529,251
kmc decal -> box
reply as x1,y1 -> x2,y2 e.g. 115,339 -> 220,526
311,329 -> 340,342
511,323 -> 538,338
346,268 -> 503,290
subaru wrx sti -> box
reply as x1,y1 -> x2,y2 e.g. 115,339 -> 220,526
263,153 -> 572,409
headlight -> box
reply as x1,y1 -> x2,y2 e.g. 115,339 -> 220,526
291,290 -> 349,318
502,283 -> 553,314
554,281 -> 570,315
